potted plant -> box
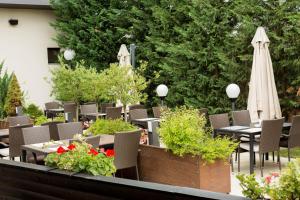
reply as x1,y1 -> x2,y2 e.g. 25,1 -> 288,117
44,140 -> 116,176
138,107 -> 238,193
237,159 -> 300,200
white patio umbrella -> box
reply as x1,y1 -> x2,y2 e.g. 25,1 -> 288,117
247,27 -> 282,122
117,44 -> 131,67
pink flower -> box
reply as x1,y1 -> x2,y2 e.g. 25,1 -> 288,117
271,172 -> 279,177
265,176 -> 272,184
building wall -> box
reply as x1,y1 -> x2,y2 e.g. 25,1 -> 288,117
0,8 -> 57,109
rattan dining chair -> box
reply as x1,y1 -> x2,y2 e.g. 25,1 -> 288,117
100,103 -> 115,113
129,109 -> 148,128
41,121 -> 64,141
114,130 -> 142,180
106,107 -> 122,120
63,102 -> 77,122
280,115 -> 300,161
45,101 -> 60,110
57,122 -> 83,140
80,104 -> 97,115
238,118 -> 284,176
129,104 -> 145,111
7,116 -> 31,126
9,123 -> 33,160
232,110 -> 251,126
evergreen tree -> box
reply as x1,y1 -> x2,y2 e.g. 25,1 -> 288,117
4,73 -> 22,116
0,61 -> 12,118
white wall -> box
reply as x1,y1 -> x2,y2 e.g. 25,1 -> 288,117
0,8 -> 57,109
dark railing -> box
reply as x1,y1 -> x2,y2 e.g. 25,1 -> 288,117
0,159 -> 246,200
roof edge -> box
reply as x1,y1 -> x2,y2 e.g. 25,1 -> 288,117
0,1 -> 51,10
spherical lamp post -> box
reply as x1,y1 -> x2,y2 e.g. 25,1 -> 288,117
226,83 -> 240,111
63,49 -> 75,61
156,84 -> 168,106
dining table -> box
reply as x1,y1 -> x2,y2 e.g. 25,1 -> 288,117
214,122 -> 291,174
21,134 -> 115,163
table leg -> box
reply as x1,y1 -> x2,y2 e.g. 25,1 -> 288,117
249,134 -> 254,174
21,149 -> 27,162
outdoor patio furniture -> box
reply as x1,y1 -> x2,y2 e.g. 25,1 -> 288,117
45,101 -> 61,118
152,106 -> 166,118
63,102 -> 76,121
280,115 -> 300,161
9,123 -> 33,160
41,121 -> 64,141
114,130 -> 142,180
129,109 -> 148,128
80,104 -> 98,121
232,110 -> 251,126
238,118 -> 284,176
209,113 -> 230,137
106,107 -> 122,120
22,126 -> 51,163
129,104 -> 145,111
100,103 -> 115,113
198,108 -> 208,117
69,135 -> 101,149
7,116 -> 31,126
57,122 -> 83,140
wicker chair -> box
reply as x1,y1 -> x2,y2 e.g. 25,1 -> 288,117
128,104 -> 145,111
57,122 -> 83,140
129,109 -> 148,128
100,103 -> 115,113
63,102 -> 77,122
7,116 -> 31,126
41,121 -> 64,141
106,107 -> 122,120
232,110 -> 251,126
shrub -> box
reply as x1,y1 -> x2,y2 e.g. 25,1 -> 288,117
4,73 -> 22,116
0,61 -> 12,119
44,141 -> 116,176
35,114 -> 65,126
158,107 -> 238,163
23,103 -> 44,121
88,119 -> 137,135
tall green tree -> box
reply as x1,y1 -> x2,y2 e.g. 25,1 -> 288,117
0,61 -> 12,118
4,73 -> 22,116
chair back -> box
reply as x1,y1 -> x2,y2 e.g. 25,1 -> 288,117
232,110 -> 251,126
16,106 -> 23,116
63,102 -> 77,121
22,126 -> 50,145
259,118 -> 284,153
288,115 -> 300,148
106,107 -> 122,120
41,121 -> 64,141
9,123 -> 33,158
129,109 -> 148,120
45,102 -> 60,110
80,104 -> 97,115
209,113 -> 230,129
114,130 -> 141,170
129,104 -> 145,111
7,116 -> 31,126
152,107 -> 162,118
100,103 -> 114,113
57,122 -> 82,140
69,135 -> 101,149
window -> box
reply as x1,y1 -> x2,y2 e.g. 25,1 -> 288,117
47,48 -> 60,64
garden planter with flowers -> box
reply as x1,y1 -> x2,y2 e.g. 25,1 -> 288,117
44,141 -> 116,176
138,107 -> 238,193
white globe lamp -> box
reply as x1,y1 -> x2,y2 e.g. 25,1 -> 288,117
156,84 -> 168,106
226,83 -> 240,110
64,49 -> 75,61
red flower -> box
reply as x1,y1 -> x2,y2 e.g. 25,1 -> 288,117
88,148 -> 98,156
67,144 -> 76,150
105,149 -> 115,157
271,172 -> 279,177
57,146 -> 66,154
265,176 -> 272,184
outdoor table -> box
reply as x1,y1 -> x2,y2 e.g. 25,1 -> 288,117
131,118 -> 160,146
47,108 -> 64,120
21,135 -> 115,162
214,122 -> 291,174
0,129 -> 9,139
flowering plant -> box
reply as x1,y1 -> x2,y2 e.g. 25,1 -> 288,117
44,141 -> 116,176
237,159 -> 300,200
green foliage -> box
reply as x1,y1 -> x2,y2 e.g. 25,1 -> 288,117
237,159 -> 300,199
158,107 -> 238,163
51,0 -> 300,115
0,61 -> 12,119
88,118 -> 137,135
236,174 -> 264,200
23,103 -> 44,121
4,73 -> 22,116
44,141 -> 116,176
34,114 -> 65,126
100,63 -> 147,121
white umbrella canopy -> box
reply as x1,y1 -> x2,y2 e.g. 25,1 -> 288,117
117,44 -> 131,67
247,27 -> 282,122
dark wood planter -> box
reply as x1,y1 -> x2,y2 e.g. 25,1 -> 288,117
138,145 -> 231,193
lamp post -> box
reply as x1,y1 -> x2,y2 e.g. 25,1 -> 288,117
156,84 -> 168,106
64,49 -> 75,61
226,83 -> 240,111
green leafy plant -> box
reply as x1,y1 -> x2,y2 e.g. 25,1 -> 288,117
0,61 -> 12,119
4,73 -> 23,116
237,159 -> 300,200
158,107 -> 238,163
34,114 -> 65,126
23,103 -> 44,121
100,63 -> 148,121
44,141 -> 116,176
88,119 -> 137,135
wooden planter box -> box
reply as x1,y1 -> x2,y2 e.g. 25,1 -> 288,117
138,145 -> 231,193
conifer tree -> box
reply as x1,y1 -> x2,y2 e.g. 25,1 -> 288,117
4,73 -> 22,116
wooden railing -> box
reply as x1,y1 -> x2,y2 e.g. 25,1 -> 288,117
0,159 -> 246,200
